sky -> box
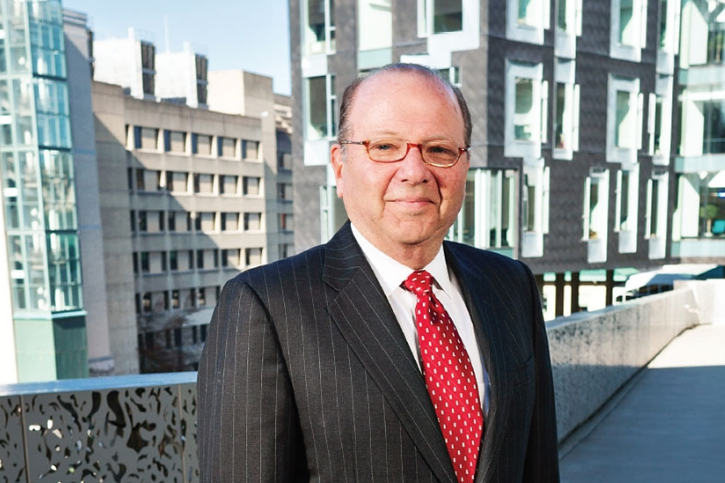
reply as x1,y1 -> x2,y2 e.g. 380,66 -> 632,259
62,0 -> 292,95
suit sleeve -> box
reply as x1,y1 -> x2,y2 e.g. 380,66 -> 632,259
197,278 -> 308,483
519,262 -> 561,483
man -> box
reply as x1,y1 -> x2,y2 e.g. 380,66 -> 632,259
198,63 -> 560,483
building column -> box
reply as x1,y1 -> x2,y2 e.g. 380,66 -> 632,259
555,273 -> 566,318
570,271 -> 581,314
605,269 -> 615,307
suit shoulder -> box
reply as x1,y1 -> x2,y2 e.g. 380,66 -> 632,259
445,241 -> 528,272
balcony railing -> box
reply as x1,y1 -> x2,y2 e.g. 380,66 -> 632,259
0,373 -> 197,483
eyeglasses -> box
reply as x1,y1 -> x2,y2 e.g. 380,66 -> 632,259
339,138 -> 469,168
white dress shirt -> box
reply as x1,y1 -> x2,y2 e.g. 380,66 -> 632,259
351,224 -> 490,414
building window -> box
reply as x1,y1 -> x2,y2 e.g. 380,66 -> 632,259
279,213 -> 294,232
675,171 -> 725,239
139,127 -> 159,150
245,247 -> 263,267
165,130 -> 187,153
195,212 -> 216,232
583,170 -> 610,263
244,212 -> 262,231
220,175 -> 239,195
243,176 -> 261,196
583,170 -> 610,241
419,0 -> 463,36
615,167 -> 640,253
438,66 -> 461,87
359,0 -> 392,51
166,171 -> 190,193
278,152 -> 292,171
278,182 -> 292,201
303,0 -> 335,55
507,0 -> 550,44
221,249 -> 240,268
448,169 -> 517,252
646,171 -> 669,259
170,250 -> 178,271
221,212 -> 240,232
194,173 -> 215,194
218,137 -> 237,158
649,76 -> 673,162
136,169 -> 162,192
505,61 -> 546,159
305,75 -> 336,140
194,134 -> 213,155
242,140 -> 259,160
607,75 -> 642,164
553,60 -> 580,160
610,0 -> 648,61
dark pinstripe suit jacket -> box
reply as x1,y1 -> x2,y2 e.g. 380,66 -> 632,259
198,223 -> 560,483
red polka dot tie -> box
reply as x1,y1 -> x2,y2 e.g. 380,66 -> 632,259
404,270 -> 483,483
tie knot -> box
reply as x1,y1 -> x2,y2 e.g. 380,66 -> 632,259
403,270 -> 433,294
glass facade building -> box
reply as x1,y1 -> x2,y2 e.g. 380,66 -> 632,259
0,0 -> 87,381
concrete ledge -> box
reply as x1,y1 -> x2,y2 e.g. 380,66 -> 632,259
548,287 -> 702,442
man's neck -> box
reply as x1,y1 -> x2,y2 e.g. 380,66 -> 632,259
350,223 -> 443,270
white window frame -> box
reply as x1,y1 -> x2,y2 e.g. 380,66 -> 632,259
607,75 -> 642,164
418,0 -> 465,37
448,169 -> 517,253
507,0 -> 551,44
646,171 -> 669,259
615,166 -> 640,253
505,61 -> 544,160
302,0 -> 336,55
303,74 -> 336,141
555,0 -> 583,58
521,161 -> 547,258
583,169 -> 610,263
650,75 -> 674,164
553,60 -> 580,160
610,0 -> 649,62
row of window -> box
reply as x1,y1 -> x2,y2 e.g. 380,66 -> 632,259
129,210 -> 289,234
127,125 -> 261,159
135,286 -> 220,315
128,169 -> 269,197
304,0 -> 678,60
132,248 -> 264,275
138,323 -> 210,352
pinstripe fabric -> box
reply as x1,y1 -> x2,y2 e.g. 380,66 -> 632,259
198,223 -> 560,483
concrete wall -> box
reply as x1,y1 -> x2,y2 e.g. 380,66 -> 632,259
548,286 -> 702,442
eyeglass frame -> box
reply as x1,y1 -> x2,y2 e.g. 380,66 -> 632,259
338,139 -> 470,168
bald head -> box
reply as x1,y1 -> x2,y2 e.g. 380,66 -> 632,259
337,63 -> 473,150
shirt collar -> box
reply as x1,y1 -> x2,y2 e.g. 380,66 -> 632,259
351,223 -> 453,296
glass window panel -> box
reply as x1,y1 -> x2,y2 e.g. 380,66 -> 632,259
434,0 -> 463,33
514,78 -> 535,140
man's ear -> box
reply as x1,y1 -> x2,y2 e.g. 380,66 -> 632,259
330,143 -> 344,199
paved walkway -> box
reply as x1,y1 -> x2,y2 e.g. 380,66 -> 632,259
559,324 -> 725,483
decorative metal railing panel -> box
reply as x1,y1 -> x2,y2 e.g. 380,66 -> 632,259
0,373 -> 197,483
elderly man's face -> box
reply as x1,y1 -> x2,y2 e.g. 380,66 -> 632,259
331,71 -> 469,264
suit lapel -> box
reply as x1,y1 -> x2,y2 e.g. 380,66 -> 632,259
444,243 -> 515,483
323,224 -> 458,483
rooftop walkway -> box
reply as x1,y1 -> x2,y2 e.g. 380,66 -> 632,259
558,324 -> 725,483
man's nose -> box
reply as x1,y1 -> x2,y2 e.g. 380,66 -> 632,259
397,143 -> 431,181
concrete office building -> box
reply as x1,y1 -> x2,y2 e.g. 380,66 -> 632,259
673,0 -> 725,262
289,0 -> 696,318
0,0 -> 89,382
90,31 -> 294,372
